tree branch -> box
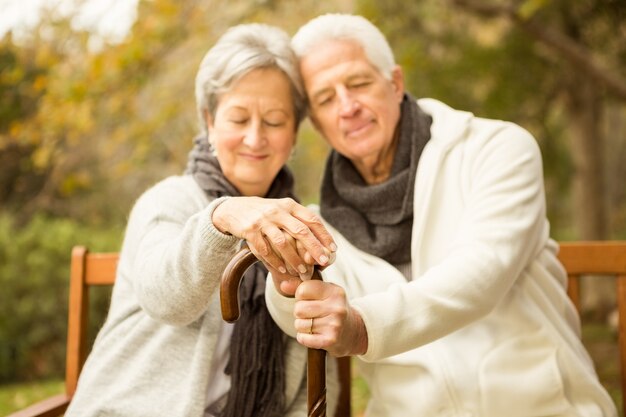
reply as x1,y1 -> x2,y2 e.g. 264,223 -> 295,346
451,0 -> 626,100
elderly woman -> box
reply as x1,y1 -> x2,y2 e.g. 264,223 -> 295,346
66,23 -> 336,417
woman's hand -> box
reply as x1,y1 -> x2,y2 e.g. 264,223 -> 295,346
292,280 -> 368,357
212,196 -> 336,275
268,232 -> 340,296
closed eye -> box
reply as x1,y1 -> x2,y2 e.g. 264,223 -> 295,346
350,81 -> 371,89
317,95 -> 334,107
264,120 -> 285,127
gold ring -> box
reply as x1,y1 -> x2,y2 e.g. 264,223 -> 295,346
309,317 -> 314,334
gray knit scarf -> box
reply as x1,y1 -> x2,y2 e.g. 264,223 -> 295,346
185,135 -> 296,417
320,94 -> 432,265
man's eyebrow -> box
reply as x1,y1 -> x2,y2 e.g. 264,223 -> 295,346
345,72 -> 372,82
309,71 -> 374,101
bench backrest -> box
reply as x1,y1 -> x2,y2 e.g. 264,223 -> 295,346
66,246 -> 119,396
559,241 -> 626,416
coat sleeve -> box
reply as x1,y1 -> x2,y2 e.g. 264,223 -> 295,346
265,277 -> 298,337
350,123 -> 549,361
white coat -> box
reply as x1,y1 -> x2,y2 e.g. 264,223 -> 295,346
267,98 -> 617,416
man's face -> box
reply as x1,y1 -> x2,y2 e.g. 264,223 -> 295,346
299,39 -> 404,172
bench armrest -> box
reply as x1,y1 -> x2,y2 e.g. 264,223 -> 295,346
6,393 -> 71,417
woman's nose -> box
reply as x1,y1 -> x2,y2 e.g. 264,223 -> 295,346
242,121 -> 266,149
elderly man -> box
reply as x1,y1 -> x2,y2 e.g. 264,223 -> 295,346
267,13 -> 617,417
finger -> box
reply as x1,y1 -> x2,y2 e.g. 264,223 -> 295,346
294,314 -> 348,356
289,204 -> 337,253
245,230 -> 270,257
295,317 -> 315,335
263,225 -> 309,275
267,265 -> 301,297
266,200 -> 333,267
296,332 -> 331,351
275,245 -> 298,275
294,282 -> 348,327
294,242 -> 314,280
279,277 -> 301,296
247,239 -> 286,274
271,215 -> 329,266
277,233 -> 306,277
295,279 -> 331,301
298,264 -> 314,281
294,316 -> 333,337
295,241 -> 315,266
285,265 -> 298,276
296,326 -> 345,356
294,299 -> 323,320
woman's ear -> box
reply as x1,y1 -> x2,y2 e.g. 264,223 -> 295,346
204,109 -> 214,130
204,110 -> 218,154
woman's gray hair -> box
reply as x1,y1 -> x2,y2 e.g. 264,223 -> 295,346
291,14 -> 396,80
195,23 -> 306,134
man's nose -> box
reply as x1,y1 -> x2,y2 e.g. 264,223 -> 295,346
338,90 -> 360,117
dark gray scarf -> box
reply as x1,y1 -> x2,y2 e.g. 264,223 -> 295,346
186,135 -> 295,417
320,94 -> 432,265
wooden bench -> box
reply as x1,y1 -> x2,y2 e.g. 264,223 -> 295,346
9,241 -> 626,417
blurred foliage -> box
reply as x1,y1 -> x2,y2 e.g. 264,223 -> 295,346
0,213 -> 123,382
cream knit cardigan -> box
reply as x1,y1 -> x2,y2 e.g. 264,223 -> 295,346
67,176 -> 337,417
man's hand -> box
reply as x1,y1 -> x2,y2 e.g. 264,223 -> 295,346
293,280 -> 368,357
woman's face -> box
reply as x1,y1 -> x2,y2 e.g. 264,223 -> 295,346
207,67 -> 296,196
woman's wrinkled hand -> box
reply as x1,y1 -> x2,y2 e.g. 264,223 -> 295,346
212,196 -> 336,276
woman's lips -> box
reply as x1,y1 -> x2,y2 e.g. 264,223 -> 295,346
239,152 -> 268,161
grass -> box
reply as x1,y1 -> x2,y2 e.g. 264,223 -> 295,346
0,378 -> 64,415
1,321 -> 620,416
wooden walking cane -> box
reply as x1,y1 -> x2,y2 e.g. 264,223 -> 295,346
220,246 -> 327,417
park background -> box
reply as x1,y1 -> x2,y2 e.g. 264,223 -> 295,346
1,0 -> 625,414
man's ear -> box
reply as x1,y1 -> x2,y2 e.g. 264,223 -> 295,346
390,65 -> 405,102
309,114 -> 323,133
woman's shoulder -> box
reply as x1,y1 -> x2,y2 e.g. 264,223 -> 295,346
148,174 -> 201,192
131,175 -> 211,218
140,175 -> 206,200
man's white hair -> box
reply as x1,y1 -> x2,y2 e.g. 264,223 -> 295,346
291,14 -> 396,79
